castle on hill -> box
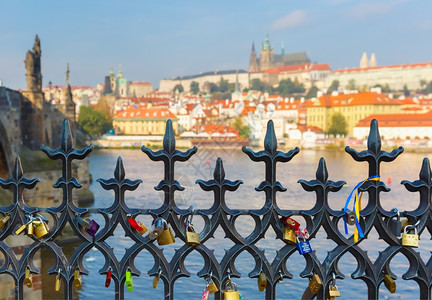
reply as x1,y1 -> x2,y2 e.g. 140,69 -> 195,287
249,34 -> 310,72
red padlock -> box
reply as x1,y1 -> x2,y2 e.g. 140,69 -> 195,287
128,218 -> 148,235
105,269 -> 112,288
280,217 -> 300,230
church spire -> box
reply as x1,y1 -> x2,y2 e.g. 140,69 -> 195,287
281,41 -> 285,55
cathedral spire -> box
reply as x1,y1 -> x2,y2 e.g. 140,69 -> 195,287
281,41 -> 285,55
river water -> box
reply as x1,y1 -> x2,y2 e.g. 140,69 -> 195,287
74,148 -> 430,299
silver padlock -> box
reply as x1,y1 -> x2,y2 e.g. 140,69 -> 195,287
389,208 -> 401,238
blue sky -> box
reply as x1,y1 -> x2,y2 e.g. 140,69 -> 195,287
1,0 -> 431,90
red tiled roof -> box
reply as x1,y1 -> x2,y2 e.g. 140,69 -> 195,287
334,62 -> 432,74
356,111 -> 432,127
130,81 -> 152,85
297,125 -> 324,133
311,92 -> 401,107
114,107 -> 176,120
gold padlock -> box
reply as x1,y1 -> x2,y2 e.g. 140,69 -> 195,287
137,221 -> 148,235
283,226 -> 297,244
329,285 -> 340,299
55,269 -> 61,292
384,274 -> 396,293
207,278 -> 218,294
158,226 -> 175,245
308,274 -> 322,295
34,218 -> 49,239
185,223 -> 200,246
24,267 -> 32,288
401,224 -> 418,247
400,218 -> 411,232
74,269 -> 82,290
0,215 -> 10,230
224,281 -> 240,300
153,269 -> 161,289
15,223 -> 28,235
257,272 -> 267,292
27,221 -> 35,237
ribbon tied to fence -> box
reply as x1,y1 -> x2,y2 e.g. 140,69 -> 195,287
344,175 -> 380,243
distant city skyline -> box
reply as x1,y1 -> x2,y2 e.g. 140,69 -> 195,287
1,0 -> 431,90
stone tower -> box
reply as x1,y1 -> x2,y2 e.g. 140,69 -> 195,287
259,34 -> 274,71
249,42 -> 259,72
360,52 -> 368,68
21,35 -> 45,150
369,53 -> 377,67
64,64 -> 76,124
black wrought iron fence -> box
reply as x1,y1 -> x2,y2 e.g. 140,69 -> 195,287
0,118 -> 430,299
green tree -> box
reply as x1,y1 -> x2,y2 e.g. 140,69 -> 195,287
173,84 -> 184,93
327,80 -> 339,94
190,81 -> 199,94
346,79 -> 357,90
209,82 -> 219,93
78,106 -> 112,137
219,78 -> 229,93
425,81 -> 432,94
276,79 -> 305,97
306,86 -> 319,99
251,78 -> 264,91
327,112 -> 347,136
232,116 -> 251,138
403,84 -> 410,96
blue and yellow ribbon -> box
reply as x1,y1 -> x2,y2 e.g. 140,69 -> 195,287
344,175 -> 380,243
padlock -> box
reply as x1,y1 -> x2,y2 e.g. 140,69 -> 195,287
185,223 -> 200,246
346,210 -> 356,226
401,224 -> 418,247
34,218 -> 49,239
0,215 -> 10,230
257,272 -> 267,292
206,278 -> 218,293
128,218 -> 148,235
85,218 -> 100,236
149,217 -> 166,240
308,274 -> 322,295
153,269 -> 161,289
384,274 -> 396,294
280,216 -> 300,230
105,268 -> 112,288
390,208 -> 401,237
24,267 -> 32,288
329,285 -> 340,299
401,218 -> 411,232
296,227 -> 310,239
74,269 -> 82,290
55,270 -> 61,292
125,269 -> 133,291
283,226 -> 297,244
224,281 -> 240,300
27,220 -> 35,237
157,220 -> 175,245
15,216 -> 33,235
297,236 -> 313,255
202,288 -> 210,300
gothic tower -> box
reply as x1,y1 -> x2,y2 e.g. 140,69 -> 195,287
249,42 -> 259,72
360,52 -> 368,68
259,34 -> 274,71
369,53 -> 377,67
64,63 -> 76,124
21,35 -> 45,149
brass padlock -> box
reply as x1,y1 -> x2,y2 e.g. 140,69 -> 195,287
157,223 -> 175,246
34,217 -> 49,239
128,218 -> 148,235
55,269 -> 61,292
125,268 -> 133,291
224,281 -> 240,300
401,224 -> 418,247
400,218 -> 411,232
257,272 -> 267,292
329,285 -> 340,299
283,226 -> 297,244
0,215 -> 10,230
185,223 -> 200,246
308,274 -> 322,295
384,274 -> 396,294
206,278 -> 218,293
16,215 -> 33,235
153,269 -> 161,289
74,269 -> 82,290
24,267 -> 32,288
27,220 -> 35,237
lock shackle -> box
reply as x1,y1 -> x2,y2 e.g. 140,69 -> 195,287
278,270 -> 284,282
404,223 -> 418,234
56,268 -> 61,280
391,208 -> 400,220
331,273 -> 337,287
156,268 -> 162,279
187,205 -> 195,225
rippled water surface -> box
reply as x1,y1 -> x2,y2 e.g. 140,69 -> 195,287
75,148 -> 430,299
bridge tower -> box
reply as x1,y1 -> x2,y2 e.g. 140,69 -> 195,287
21,35 -> 46,150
